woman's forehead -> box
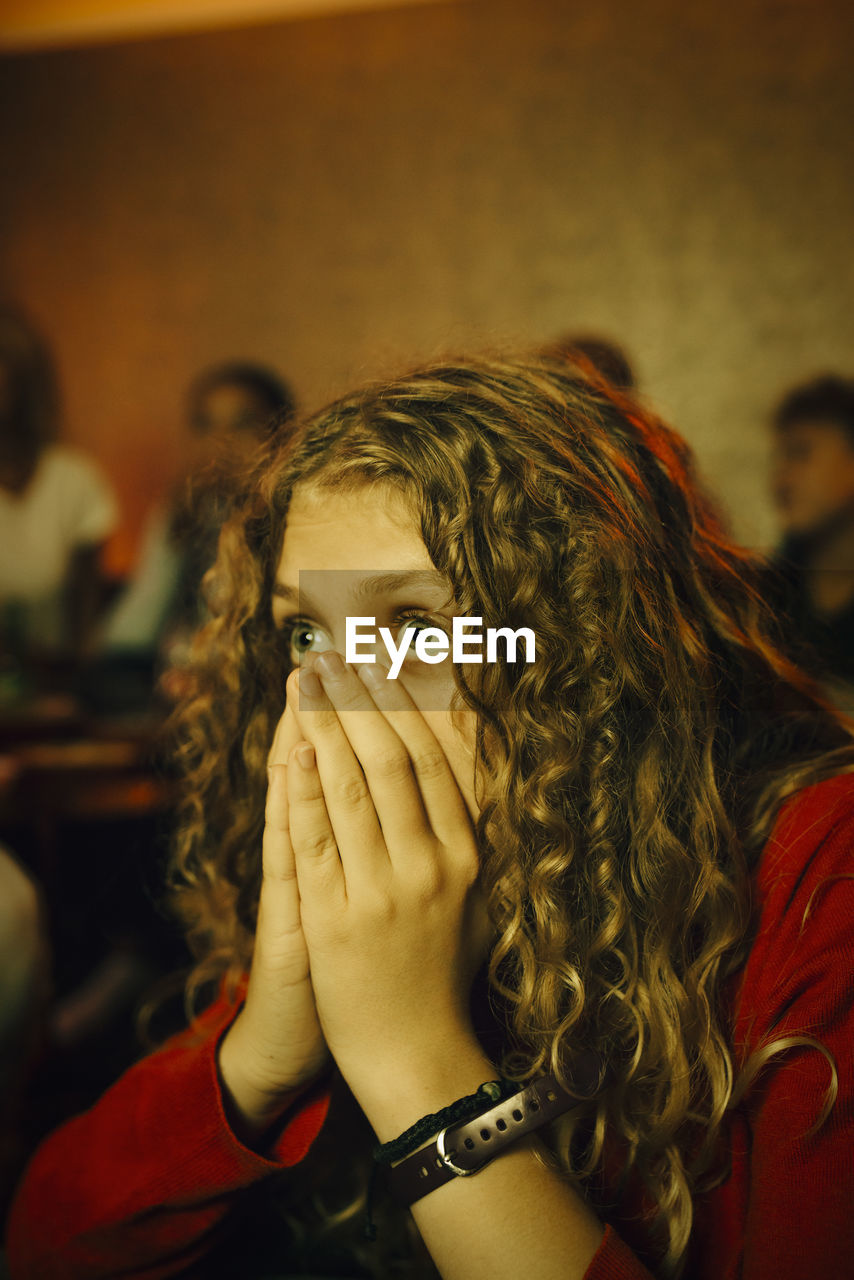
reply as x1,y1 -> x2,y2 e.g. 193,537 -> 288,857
276,480 -> 434,580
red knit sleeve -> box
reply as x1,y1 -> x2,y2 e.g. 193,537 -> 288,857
582,1225 -> 657,1280
4,992 -> 330,1279
731,775 -> 854,1279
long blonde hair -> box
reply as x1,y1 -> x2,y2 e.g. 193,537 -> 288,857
166,355 -> 854,1276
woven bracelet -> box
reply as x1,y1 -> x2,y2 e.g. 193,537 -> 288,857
371,1077 -> 516,1166
363,1076 -> 515,1240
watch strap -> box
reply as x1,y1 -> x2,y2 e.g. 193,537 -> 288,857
387,1072 -> 579,1207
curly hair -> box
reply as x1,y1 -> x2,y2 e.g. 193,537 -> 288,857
165,355 -> 854,1277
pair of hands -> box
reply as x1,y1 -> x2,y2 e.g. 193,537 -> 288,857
218,650 -> 493,1144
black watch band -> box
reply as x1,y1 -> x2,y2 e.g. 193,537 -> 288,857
386,1073 -> 578,1207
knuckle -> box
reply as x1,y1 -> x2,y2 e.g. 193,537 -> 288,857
264,792 -> 287,831
310,705 -> 341,734
362,886 -> 395,924
408,860 -> 444,902
261,850 -> 297,884
363,885 -> 396,916
369,747 -> 411,781
334,774 -> 371,811
411,747 -> 447,783
419,872 -> 443,903
299,829 -> 338,861
462,859 -> 480,890
456,844 -> 480,887
334,682 -> 367,710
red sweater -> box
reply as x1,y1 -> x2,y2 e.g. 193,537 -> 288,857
6,774 -> 854,1279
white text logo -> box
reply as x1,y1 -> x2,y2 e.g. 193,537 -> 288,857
345,616 -> 536,679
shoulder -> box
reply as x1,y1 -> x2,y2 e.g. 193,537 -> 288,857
40,444 -> 118,539
40,443 -> 112,490
718,776 -> 854,1278
757,772 -> 854,906
733,773 -> 854,1050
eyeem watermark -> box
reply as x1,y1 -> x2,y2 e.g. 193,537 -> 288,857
292,571 -> 538,709
346,616 -> 536,679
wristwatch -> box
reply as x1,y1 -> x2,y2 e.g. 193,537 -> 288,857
387,1072 -> 585,1207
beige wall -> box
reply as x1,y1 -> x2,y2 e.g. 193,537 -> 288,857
1,0 -> 852,572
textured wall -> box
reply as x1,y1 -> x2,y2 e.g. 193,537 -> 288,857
1,0 -> 852,570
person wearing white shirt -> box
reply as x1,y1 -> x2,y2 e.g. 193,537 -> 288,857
0,306 -> 118,663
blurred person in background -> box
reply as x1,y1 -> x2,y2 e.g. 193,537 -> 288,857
55,361 -> 296,1055
769,374 -> 854,710
0,306 -> 118,692
90,360 -> 296,712
539,332 -> 637,392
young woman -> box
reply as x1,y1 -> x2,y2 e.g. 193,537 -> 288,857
7,357 -> 854,1279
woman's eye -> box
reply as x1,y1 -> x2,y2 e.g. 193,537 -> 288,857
279,613 -> 449,667
281,619 -> 333,665
394,614 -> 448,652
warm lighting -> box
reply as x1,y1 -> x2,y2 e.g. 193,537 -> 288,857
0,0 -> 457,52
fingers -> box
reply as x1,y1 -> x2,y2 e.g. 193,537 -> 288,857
292,653 -> 473,862
268,698 -> 302,769
286,740 -> 347,911
261,703 -> 304,930
353,661 -> 474,850
258,763 -> 305,955
288,661 -> 415,876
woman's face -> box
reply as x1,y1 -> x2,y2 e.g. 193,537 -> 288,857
272,481 -> 480,820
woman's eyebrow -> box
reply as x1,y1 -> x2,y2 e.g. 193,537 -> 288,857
271,569 -> 451,609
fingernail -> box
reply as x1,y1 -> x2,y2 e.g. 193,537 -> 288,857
359,661 -> 389,689
298,668 -> 322,698
295,743 -> 315,770
316,651 -> 346,681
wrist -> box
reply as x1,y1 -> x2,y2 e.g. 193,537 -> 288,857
216,1014 -> 318,1145
385,1073 -> 585,1212
348,1036 -> 497,1144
